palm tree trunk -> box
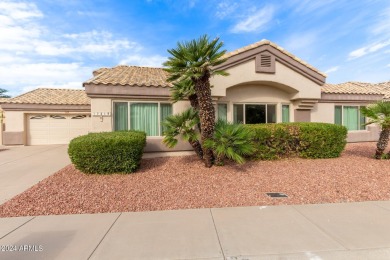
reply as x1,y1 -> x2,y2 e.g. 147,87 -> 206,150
188,94 -> 201,133
375,128 -> 390,159
188,94 -> 199,110
193,72 -> 215,167
189,140 -> 203,159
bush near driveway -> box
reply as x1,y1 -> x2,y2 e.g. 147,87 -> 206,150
68,131 -> 146,174
246,123 -> 347,160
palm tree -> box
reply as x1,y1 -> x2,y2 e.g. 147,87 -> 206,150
162,108 -> 203,158
171,79 -> 199,110
203,120 -> 256,165
163,35 -> 228,167
361,101 -> 390,159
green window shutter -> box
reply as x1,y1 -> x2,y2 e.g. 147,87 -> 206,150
160,103 -> 172,135
218,104 -> 227,122
233,104 -> 244,124
114,102 -> 128,131
343,106 -> 359,130
359,106 -> 366,130
282,105 -> 290,123
334,106 -> 342,125
130,103 -> 158,136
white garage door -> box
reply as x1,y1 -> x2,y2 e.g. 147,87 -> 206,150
27,114 -> 91,145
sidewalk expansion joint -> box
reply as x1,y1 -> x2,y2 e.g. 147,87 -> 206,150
0,216 -> 36,240
209,208 -> 226,259
291,205 -> 347,250
87,213 -> 122,260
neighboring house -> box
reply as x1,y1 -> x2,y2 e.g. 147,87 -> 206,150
1,40 -> 389,150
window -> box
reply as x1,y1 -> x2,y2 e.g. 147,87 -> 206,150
334,105 -> 366,131
217,104 -> 227,121
114,102 -> 172,136
282,105 -> 290,123
233,104 -> 276,124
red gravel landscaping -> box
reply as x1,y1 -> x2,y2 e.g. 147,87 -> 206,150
1,142 -> 389,217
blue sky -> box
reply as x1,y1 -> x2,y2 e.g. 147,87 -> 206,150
1,0 -> 390,97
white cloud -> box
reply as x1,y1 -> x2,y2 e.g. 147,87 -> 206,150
349,40 -> 390,59
292,0 -> 338,14
120,55 -> 167,67
282,32 -> 318,53
387,64 -> 390,67
0,1 -> 43,20
215,1 -> 239,19
324,66 -> 339,74
371,8 -> 390,36
0,63 -> 90,85
35,31 -> 139,57
231,5 -> 274,33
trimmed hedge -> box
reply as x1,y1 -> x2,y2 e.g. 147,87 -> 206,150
68,131 -> 146,174
245,123 -> 347,159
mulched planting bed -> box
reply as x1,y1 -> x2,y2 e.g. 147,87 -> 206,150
1,142 -> 389,217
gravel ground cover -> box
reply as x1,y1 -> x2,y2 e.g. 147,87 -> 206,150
1,142 -> 389,217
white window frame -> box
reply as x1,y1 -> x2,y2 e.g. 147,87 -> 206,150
112,100 -> 172,137
233,103 -> 277,124
335,105 -> 366,131
216,102 -> 228,121
281,103 -> 290,123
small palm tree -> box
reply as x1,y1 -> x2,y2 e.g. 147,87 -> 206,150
164,35 -> 228,167
204,120 -> 256,165
361,101 -> 390,159
162,108 -> 203,158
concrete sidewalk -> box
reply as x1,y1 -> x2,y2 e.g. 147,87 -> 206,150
1,201 -> 390,259
0,145 -> 70,204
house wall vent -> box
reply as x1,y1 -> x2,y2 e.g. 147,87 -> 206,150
255,52 -> 275,74
260,55 -> 272,67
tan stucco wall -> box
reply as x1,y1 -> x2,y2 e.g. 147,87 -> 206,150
173,100 -> 191,114
211,59 -> 322,100
311,103 -> 334,123
90,98 -> 113,132
4,111 -> 25,132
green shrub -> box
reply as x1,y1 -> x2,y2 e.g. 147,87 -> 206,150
245,123 -> 347,159
297,123 -> 347,158
246,123 -> 301,160
68,131 -> 146,174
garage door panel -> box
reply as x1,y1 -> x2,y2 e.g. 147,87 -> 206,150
28,115 -> 50,145
28,114 -> 91,145
69,115 -> 90,140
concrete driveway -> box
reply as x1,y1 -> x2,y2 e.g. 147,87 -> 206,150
0,145 -> 70,204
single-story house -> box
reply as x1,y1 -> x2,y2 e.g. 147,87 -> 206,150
1,40 -> 389,150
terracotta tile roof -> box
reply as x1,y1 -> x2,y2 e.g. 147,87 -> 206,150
322,81 -> 390,100
222,39 -> 326,77
3,88 -> 90,105
375,82 -> 390,100
83,65 -> 172,88
0,97 -> 10,103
